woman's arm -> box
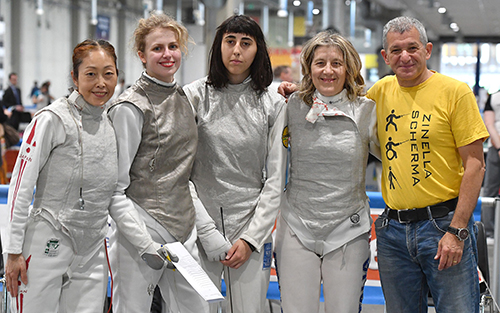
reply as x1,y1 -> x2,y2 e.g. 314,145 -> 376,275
5,112 -> 65,296
108,103 -> 173,269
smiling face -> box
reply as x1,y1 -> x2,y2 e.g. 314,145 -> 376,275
138,28 -> 181,83
221,32 -> 258,84
72,49 -> 117,107
381,27 -> 433,87
310,45 -> 346,97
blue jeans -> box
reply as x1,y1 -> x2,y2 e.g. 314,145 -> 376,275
374,210 -> 480,313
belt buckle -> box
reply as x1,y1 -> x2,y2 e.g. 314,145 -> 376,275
397,209 -> 412,223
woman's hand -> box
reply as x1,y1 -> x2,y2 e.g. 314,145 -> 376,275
220,239 -> 252,269
277,81 -> 298,98
5,253 -> 28,297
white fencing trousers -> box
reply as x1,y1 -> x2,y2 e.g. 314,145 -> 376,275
275,216 -> 370,313
9,218 -> 108,313
199,234 -> 272,313
109,223 -> 208,313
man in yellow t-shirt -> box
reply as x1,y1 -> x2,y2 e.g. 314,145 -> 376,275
367,16 -> 489,313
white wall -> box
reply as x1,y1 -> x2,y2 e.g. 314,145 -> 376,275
22,3 -> 73,101
1,0 -> 149,101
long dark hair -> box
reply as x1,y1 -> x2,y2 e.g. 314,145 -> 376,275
207,15 -> 272,92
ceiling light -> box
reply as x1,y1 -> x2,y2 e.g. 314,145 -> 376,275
438,7 -> 446,14
277,9 -> 288,17
293,0 -> 301,6
36,0 -> 44,15
312,8 -> 320,15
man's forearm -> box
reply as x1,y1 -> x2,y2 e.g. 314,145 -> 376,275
452,142 -> 486,228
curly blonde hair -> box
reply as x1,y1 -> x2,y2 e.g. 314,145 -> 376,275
299,31 -> 365,106
133,12 -> 191,58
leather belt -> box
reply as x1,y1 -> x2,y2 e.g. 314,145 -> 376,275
385,197 -> 458,223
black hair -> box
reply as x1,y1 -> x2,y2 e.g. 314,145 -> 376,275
207,15 -> 272,92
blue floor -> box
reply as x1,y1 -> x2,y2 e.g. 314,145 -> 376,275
221,280 -> 385,305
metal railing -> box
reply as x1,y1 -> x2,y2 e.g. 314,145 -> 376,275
490,198 -> 500,312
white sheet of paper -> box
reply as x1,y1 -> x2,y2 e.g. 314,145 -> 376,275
165,242 -> 224,303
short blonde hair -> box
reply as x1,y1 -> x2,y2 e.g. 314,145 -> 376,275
133,12 -> 191,57
299,31 -> 365,106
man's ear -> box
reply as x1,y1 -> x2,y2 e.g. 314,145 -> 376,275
425,42 -> 433,60
381,50 -> 390,65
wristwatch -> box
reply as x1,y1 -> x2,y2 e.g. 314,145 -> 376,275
447,226 -> 470,241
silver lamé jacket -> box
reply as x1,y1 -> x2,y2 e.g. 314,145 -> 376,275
282,90 -> 377,256
184,77 -> 287,251
6,91 -> 117,256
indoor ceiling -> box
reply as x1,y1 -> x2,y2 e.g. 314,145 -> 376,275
238,0 -> 500,42
373,0 -> 500,42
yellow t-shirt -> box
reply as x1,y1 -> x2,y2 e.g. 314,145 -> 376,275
367,72 -> 489,209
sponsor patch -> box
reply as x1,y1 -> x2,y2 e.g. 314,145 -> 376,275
282,126 -> 289,148
44,238 -> 60,257
262,242 -> 272,270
